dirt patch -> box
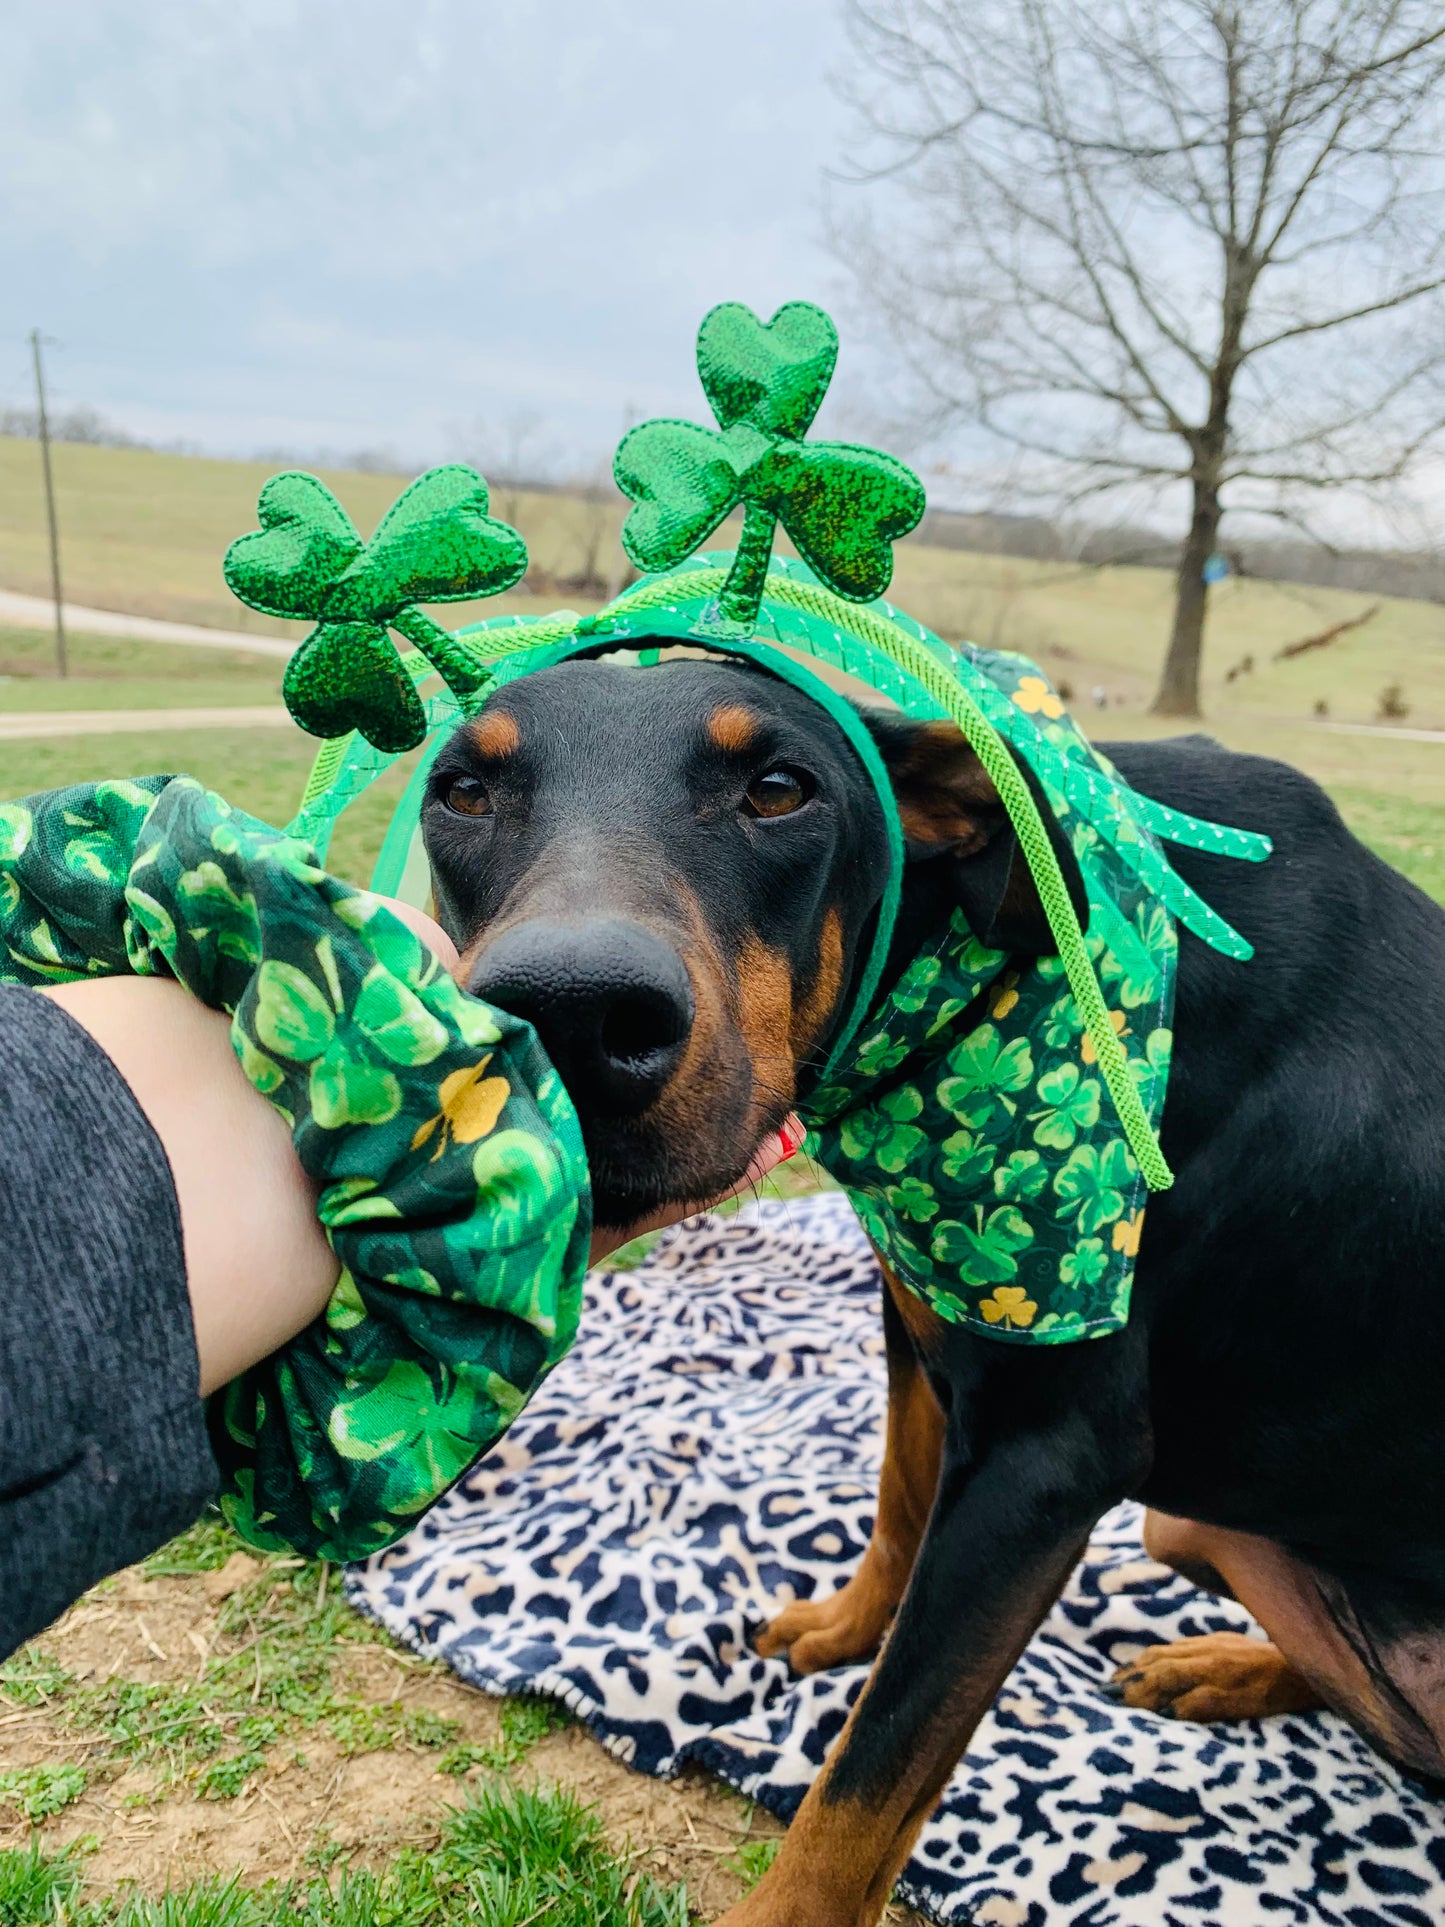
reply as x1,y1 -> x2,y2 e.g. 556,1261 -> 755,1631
0,1556 -> 790,1919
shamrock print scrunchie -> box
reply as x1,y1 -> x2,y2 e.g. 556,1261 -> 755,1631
0,776 -> 591,1560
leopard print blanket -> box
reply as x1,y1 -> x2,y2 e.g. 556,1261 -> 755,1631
346,1193 -> 1445,1925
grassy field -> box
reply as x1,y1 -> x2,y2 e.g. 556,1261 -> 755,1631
1,672 -> 1438,906
3,434 -> 1444,730
0,625 -> 283,712
2,436 -> 1443,901
0,721 -> 414,889
0,438 -> 620,640
1,435 -> 1441,1922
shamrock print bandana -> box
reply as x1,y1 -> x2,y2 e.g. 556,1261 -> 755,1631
0,776 -> 590,1560
804,664 -> 1176,1346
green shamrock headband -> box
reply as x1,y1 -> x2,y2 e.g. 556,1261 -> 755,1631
614,301 -> 926,627
225,303 -> 926,752
226,300 -> 1273,1191
224,464 -> 527,752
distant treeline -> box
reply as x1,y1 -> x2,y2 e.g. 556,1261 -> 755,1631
915,507 -> 1445,605
0,405 -> 145,448
6,409 -> 1439,605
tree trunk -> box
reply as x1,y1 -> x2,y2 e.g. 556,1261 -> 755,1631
1151,475 -> 1222,717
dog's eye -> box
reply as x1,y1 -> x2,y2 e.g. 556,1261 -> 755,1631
743,767 -> 813,819
444,777 -> 493,818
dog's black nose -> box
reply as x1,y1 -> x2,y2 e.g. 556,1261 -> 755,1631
470,919 -> 694,1116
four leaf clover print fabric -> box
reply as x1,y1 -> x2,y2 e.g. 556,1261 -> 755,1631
0,775 -> 590,1560
803,659 -> 1176,1346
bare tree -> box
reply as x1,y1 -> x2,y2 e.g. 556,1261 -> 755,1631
835,0 -> 1445,714
452,407 -> 557,528
562,460 -> 624,598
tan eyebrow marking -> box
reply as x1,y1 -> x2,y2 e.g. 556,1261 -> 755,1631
469,710 -> 521,758
707,703 -> 762,754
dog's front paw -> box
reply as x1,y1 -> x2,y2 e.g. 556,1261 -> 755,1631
755,1584 -> 889,1674
1112,1632 -> 1322,1722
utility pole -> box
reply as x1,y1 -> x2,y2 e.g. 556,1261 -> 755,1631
29,328 -> 67,678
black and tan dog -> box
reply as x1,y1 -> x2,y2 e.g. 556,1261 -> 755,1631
422,653 -> 1445,1927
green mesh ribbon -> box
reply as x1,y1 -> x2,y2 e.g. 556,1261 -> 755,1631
0,776 -> 590,1559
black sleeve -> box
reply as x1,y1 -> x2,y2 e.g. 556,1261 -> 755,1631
0,985 -> 218,1658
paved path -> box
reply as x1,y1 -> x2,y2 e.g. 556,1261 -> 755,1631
1316,719 -> 1445,746
0,705 -> 292,741
0,589 -> 293,659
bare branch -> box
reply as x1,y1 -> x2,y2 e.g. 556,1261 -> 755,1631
833,0 -> 1445,711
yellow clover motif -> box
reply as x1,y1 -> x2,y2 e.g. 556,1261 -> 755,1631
1081,1007 -> 1128,1063
1112,1210 -> 1145,1258
989,970 -> 1020,1020
410,1055 -> 511,1161
978,1285 -> 1038,1329
1012,675 -> 1065,719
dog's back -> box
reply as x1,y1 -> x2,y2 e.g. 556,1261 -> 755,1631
1100,736 -> 1445,1568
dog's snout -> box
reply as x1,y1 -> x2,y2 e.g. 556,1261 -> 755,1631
470,919 -> 694,1116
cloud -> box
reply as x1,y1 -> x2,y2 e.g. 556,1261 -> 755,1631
0,0 -> 850,461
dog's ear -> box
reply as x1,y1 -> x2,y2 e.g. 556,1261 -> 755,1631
857,710 -> 1088,955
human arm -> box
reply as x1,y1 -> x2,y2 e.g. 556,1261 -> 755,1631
42,904 -> 800,1396
2,775 -> 796,1557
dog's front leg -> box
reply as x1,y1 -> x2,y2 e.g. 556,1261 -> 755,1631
716,1334 -> 1149,1927
758,1266 -> 943,1673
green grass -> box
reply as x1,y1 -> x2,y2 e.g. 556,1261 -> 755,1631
0,438 -> 614,640
436,1698 -> 571,1779
726,1838 -> 779,1889
883,543 -> 1445,731
1328,786 -> 1445,903
138,1516 -> 251,1578
0,678 -> 281,712
0,730 -> 413,889
0,1840 -> 82,1924
0,621 -> 282,717
0,1512 -> 725,1923
3,1534 -> 436,1806
0,1782 -> 689,1926
2,1516 -> 574,1826
0,1766 -> 88,1825
0,626 -> 281,685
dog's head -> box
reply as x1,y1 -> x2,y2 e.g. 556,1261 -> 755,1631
422,654 -> 1079,1226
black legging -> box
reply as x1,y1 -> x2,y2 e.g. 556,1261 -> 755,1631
0,985 -> 217,1658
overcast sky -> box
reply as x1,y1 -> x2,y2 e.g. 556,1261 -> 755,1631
0,0 -> 860,471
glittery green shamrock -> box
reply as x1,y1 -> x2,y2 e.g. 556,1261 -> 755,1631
224,465 -> 528,752
614,301 -> 927,627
